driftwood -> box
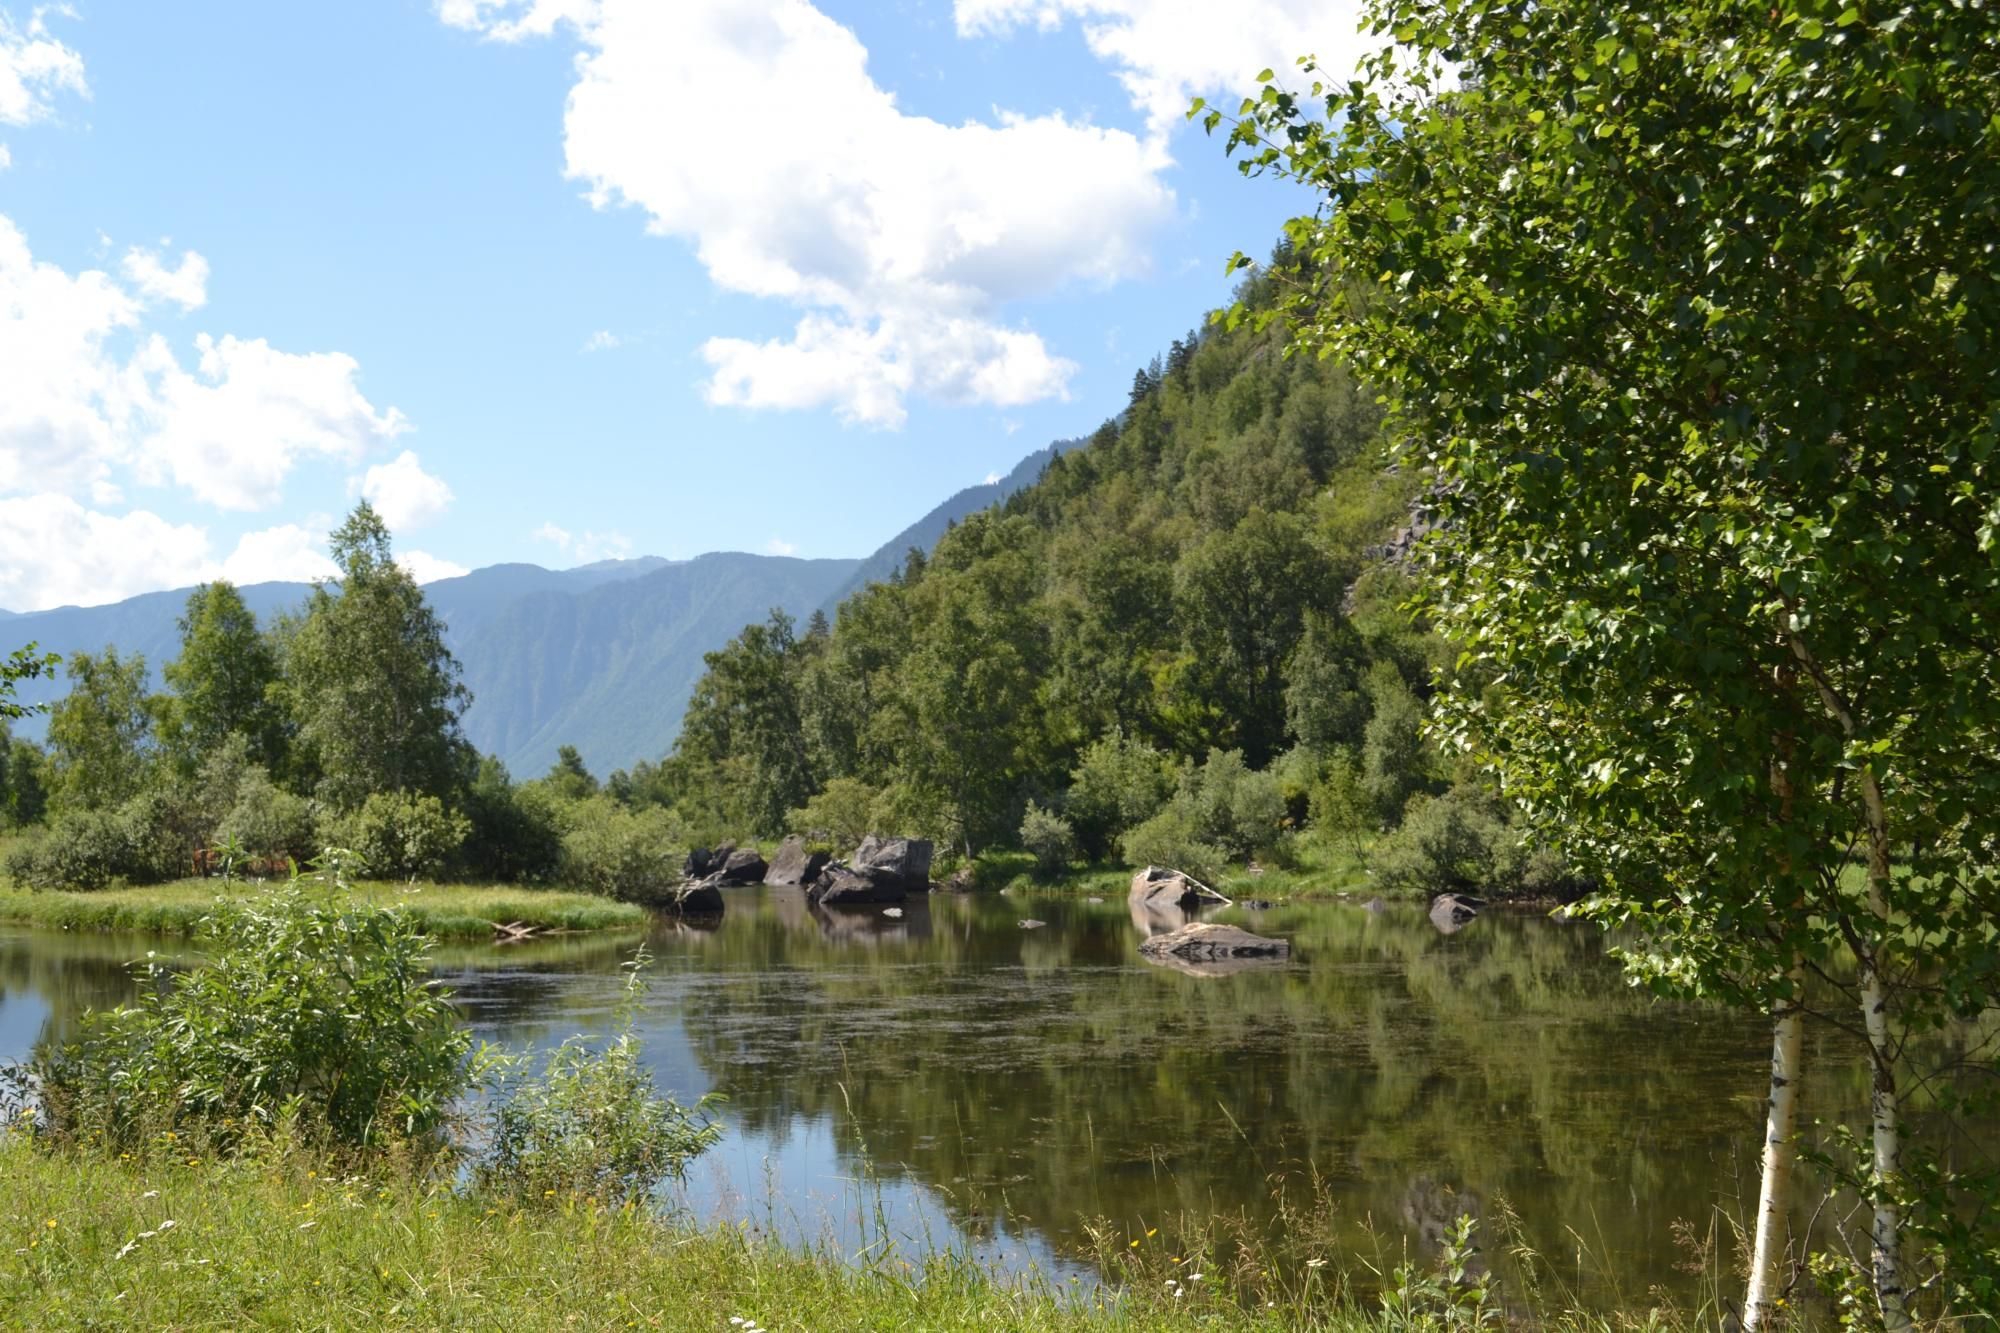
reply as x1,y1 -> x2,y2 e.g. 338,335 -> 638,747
490,920 -> 544,944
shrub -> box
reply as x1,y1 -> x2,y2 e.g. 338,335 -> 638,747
1119,808 -> 1229,885
1018,801 -> 1076,879
215,767 -> 318,866
477,952 -> 719,1204
1367,783 -> 1581,899
1066,732 -> 1173,859
559,796 -> 680,901
461,764 -> 564,882
16,876 -> 471,1150
3,789 -> 197,889
328,790 -> 470,880
787,775 -> 878,851
116,787 -> 203,883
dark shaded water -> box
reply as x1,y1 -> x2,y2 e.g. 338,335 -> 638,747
0,889 -> 1879,1304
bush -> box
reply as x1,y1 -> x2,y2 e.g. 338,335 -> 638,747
328,790 -> 470,880
16,877 -> 471,1150
477,952 -> 719,1204
559,796 -> 681,901
1018,801 -> 1076,879
461,763 -> 564,882
3,789 -> 198,889
1119,808 -> 1229,885
215,767 -> 318,866
787,775 -> 878,851
1368,783 -> 1578,899
1065,732 -> 1173,859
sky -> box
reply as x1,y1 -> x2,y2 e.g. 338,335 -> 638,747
0,0 -> 1370,612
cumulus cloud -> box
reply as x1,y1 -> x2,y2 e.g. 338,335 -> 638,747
399,549 -> 470,583
955,0 -> 1368,134
580,329 -> 620,352
443,0 -> 1173,427
0,143 -> 11,170
0,214 -> 408,512
763,537 -> 797,556
0,498 -> 345,611
359,449 -> 454,531
120,244 -> 210,310
0,6 -> 87,127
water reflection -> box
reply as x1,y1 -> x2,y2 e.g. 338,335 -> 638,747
0,893 -> 1887,1304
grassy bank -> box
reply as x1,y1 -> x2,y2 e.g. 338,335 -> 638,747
0,877 -> 647,939
0,1137 -> 1687,1332
970,838 -> 1380,902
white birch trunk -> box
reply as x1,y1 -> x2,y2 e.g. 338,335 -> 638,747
1856,772 -> 1912,1333
1744,963 -> 1805,1332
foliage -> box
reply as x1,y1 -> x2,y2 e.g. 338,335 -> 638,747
0,723 -> 49,829
1216,0 -> 2000,1323
44,647 -> 155,814
17,876 -> 472,1150
787,775 -> 878,851
0,642 -> 60,723
214,764 -> 318,866
283,503 -> 473,810
460,757 -> 564,882
1018,801 -> 1076,880
558,796 -> 682,902
1065,731 -> 1173,860
327,790 -> 470,881
158,581 -> 287,776
3,788 -> 200,890
477,951 -> 720,1205
1369,784 -> 1574,901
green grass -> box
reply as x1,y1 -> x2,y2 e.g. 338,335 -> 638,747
0,1136 -> 1693,1332
0,877 -> 647,939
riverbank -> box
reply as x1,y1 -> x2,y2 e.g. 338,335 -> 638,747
968,839 -> 1380,901
0,878 -> 647,939
0,1137 -> 1688,1332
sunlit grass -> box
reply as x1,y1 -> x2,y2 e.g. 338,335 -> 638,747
0,1134 -> 1706,1331
0,876 -> 647,939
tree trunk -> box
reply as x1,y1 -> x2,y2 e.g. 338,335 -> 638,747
1744,960 -> 1805,1332
1855,771 -> 1912,1333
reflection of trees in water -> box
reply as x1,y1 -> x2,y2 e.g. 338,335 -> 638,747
662,898 -> 1830,1300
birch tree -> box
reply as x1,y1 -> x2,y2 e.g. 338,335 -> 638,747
1210,0 -> 2000,1323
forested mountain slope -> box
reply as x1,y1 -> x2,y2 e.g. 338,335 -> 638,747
659,299 -> 1440,863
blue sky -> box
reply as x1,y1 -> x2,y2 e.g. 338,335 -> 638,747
0,0 -> 1367,611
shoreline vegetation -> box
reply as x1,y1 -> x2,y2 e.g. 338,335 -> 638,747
0,1136 -> 1707,1332
0,875 -> 647,939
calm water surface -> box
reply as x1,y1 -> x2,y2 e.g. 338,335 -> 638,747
0,889 -> 1875,1304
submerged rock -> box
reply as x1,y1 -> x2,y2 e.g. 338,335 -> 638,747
1137,922 -> 1290,978
1428,893 -> 1485,934
1127,865 -> 1229,914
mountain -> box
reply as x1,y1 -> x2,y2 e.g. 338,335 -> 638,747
0,450 -> 1064,776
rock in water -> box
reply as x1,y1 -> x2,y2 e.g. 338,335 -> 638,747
1128,865 -> 1229,913
764,836 -> 813,886
852,835 -> 934,891
1428,893 -> 1485,933
1137,922 -> 1289,978
809,865 -> 905,906
633,880 -> 723,916
712,846 -> 768,886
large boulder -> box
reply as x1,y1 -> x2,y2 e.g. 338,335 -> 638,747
764,835 -> 820,886
851,835 -> 933,892
1128,866 -> 1228,914
809,864 -> 905,906
1137,922 -> 1289,978
681,847 -> 716,880
1429,892 -> 1485,934
711,845 -> 768,886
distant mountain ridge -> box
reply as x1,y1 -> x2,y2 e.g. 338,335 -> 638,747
1,443 -> 1064,775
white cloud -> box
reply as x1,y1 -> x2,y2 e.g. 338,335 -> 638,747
444,0 -> 1172,426
0,143 -> 11,170
399,549 -> 470,583
0,499 -> 345,611
580,328 -> 620,352
120,244 -> 210,310
218,522 -> 340,586
360,449 -> 454,531
531,520 -> 632,564
983,470 -> 1002,485
0,6 -> 87,127
955,0 -> 1368,134
764,537 -> 797,556
0,215 -> 408,513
